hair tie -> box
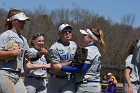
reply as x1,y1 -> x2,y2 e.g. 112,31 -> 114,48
7,19 -> 10,21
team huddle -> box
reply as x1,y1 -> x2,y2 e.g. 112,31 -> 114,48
0,8 -> 139,93
0,8 -> 105,93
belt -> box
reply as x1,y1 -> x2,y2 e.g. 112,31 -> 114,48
131,81 -> 140,85
1,69 -> 20,74
76,81 -> 100,84
27,76 -> 45,80
50,74 -> 68,79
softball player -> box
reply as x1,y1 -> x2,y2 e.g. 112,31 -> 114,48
54,28 -> 106,93
0,8 -> 29,93
47,23 -> 77,93
24,33 -> 50,93
131,39 -> 140,80
124,40 -> 140,93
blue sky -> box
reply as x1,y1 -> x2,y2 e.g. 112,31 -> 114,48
0,0 -> 140,27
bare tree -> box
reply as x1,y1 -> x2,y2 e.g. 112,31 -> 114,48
121,13 -> 135,26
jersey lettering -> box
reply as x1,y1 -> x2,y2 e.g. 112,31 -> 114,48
60,54 -> 74,60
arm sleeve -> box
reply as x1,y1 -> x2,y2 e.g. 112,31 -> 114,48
61,63 -> 90,73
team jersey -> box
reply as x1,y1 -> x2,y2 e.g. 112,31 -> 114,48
25,48 -> 48,77
125,54 -> 139,82
49,40 -> 77,76
75,44 -> 102,82
0,30 -> 29,72
132,40 -> 140,65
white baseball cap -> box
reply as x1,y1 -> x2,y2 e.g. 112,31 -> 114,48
107,72 -> 112,76
80,29 -> 99,41
58,24 -> 72,32
8,12 -> 30,21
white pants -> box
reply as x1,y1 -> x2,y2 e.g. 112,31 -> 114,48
0,70 -> 27,93
24,77 -> 47,93
124,83 -> 140,93
76,82 -> 101,93
47,77 -> 75,93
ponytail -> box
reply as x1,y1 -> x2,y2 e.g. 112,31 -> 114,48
90,28 -> 106,52
97,29 -> 106,52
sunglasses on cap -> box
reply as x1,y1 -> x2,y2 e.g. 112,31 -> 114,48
62,29 -> 72,33
32,33 -> 44,40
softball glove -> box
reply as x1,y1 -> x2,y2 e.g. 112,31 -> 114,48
71,47 -> 88,67
3,40 -> 19,51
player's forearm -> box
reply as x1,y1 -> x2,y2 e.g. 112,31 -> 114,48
124,69 -> 132,87
26,62 -> 48,70
60,61 -> 72,66
50,63 -> 62,73
0,50 -> 15,59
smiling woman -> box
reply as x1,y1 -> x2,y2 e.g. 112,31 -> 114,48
24,33 -> 50,93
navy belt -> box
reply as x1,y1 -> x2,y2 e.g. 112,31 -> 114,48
50,74 -> 68,79
76,81 -> 100,84
27,76 -> 45,80
131,81 -> 140,85
1,69 -> 20,74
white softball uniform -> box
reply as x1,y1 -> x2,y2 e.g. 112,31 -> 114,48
132,40 -> 140,78
47,40 -> 77,93
24,48 -> 48,93
0,30 -> 29,93
132,40 -> 140,65
75,44 -> 102,93
124,54 -> 140,93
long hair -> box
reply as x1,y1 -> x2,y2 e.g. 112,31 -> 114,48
90,28 -> 106,52
128,39 -> 138,54
3,8 -> 22,31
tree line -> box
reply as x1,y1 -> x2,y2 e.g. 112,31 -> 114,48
0,7 -> 140,82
